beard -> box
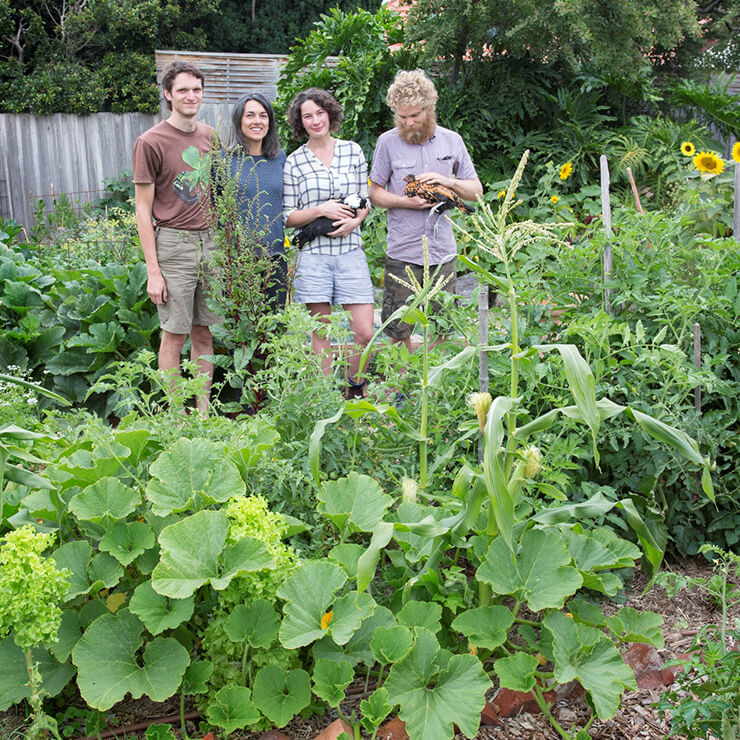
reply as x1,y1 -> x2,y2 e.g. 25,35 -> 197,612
396,109 -> 436,145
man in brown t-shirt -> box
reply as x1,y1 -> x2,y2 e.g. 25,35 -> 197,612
133,61 -> 218,415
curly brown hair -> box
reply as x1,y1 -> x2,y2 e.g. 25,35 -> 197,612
287,88 -> 343,140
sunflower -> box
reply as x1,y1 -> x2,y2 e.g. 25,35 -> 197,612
733,142 -> 740,163
681,141 -> 695,156
693,151 -> 725,175
550,195 -> 559,204
559,162 -> 573,180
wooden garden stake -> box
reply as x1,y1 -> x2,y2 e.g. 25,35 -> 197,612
694,322 -> 702,412
478,281 -> 489,462
626,167 -> 651,250
626,167 -> 644,214
600,155 -> 613,314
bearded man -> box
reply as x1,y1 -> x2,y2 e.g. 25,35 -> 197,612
369,69 -> 482,348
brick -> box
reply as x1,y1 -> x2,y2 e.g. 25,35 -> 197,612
376,716 -> 409,739
314,718 -> 354,740
480,701 -> 502,726
492,687 -> 556,718
258,732 -> 291,740
623,643 -> 667,690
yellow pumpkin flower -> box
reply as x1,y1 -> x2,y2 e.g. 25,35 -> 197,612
733,142 -> 740,163
559,162 -> 573,180
550,195 -> 559,204
693,151 -> 725,175
680,141 -> 695,156
497,189 -> 506,199
321,610 -> 333,630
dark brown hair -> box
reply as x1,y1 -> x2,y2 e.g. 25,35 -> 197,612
229,93 -> 281,159
287,88 -> 342,140
161,61 -> 205,111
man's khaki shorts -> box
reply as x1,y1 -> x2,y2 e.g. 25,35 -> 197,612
155,227 -> 221,334
381,256 -> 457,339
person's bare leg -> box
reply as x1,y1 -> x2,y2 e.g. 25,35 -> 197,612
306,303 -> 333,376
189,323 -> 214,416
390,336 -> 416,352
159,329 -> 188,410
344,303 -> 374,384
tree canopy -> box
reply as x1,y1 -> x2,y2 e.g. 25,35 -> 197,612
0,0 -> 379,114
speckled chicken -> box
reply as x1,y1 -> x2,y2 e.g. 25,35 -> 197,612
403,174 -> 475,215
294,193 -> 368,249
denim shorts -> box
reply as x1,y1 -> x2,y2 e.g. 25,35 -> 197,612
293,248 -> 374,305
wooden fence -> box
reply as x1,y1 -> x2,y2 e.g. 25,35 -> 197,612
0,50 -> 291,230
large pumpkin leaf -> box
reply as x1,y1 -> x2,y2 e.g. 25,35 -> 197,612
72,610 -> 190,710
318,472 -> 392,535
384,628 -> 491,740
313,605 -> 396,668
0,638 -> 75,710
451,606 -> 515,650
54,443 -> 131,487
397,601 -> 442,634
224,599 -> 279,648
53,541 -> 122,601
100,521 -> 155,566
370,625 -> 414,664
277,561 -> 347,649
605,607 -> 663,647
68,478 -> 141,524
129,582 -> 194,635
494,652 -> 538,692
151,510 -> 273,599
477,529 -> 582,612
205,685 -> 260,734
328,590 -> 375,645
252,666 -> 311,727
312,658 -> 354,707
145,438 -> 245,516
544,611 -> 636,718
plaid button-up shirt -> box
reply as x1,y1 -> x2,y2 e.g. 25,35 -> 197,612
284,139 -> 368,255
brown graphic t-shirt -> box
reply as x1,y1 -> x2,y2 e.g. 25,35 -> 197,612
132,120 -> 214,230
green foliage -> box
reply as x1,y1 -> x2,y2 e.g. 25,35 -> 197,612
408,0 -> 699,83
0,0 -> 217,114
670,74 -> 740,139
0,526 -> 69,649
384,629 -> 491,740
276,6 -> 418,157
207,0 -> 380,55
656,547 -> 740,738
72,609 -> 190,710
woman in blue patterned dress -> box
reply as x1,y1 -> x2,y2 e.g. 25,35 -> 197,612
284,88 -> 373,397
228,92 -> 287,307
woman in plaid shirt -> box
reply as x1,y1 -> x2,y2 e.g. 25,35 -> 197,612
284,88 -> 373,398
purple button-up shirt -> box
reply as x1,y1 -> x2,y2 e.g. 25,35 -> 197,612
369,125 -> 478,265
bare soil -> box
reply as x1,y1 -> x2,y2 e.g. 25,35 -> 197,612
1,556 -> 736,740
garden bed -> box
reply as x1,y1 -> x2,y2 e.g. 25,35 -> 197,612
2,557 -> 733,740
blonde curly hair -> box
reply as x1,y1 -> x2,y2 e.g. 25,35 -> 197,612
386,69 -> 438,111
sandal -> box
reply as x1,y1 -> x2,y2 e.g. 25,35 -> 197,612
344,376 -> 368,400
